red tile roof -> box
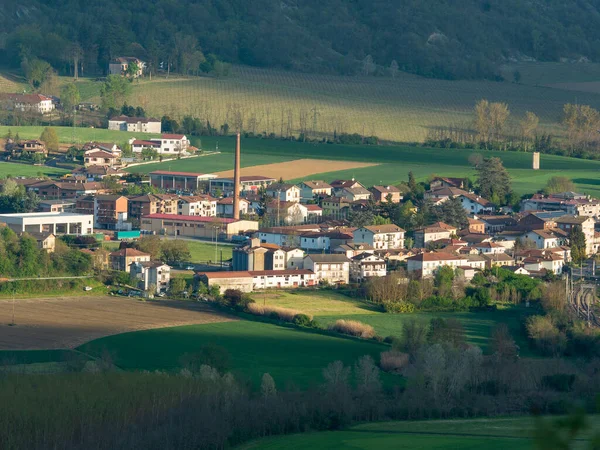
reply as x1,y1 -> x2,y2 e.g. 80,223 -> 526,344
143,213 -> 237,224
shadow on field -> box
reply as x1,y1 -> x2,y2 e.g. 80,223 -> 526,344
573,178 -> 600,186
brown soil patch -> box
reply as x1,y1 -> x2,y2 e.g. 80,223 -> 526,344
0,296 -> 235,350
214,159 -> 378,179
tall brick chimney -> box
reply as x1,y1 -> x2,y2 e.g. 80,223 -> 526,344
233,132 -> 241,220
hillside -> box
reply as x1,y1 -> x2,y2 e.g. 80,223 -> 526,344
4,0 -> 600,79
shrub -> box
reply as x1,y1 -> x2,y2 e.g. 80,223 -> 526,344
526,315 -> 567,356
328,320 -> 375,339
246,303 -> 311,323
179,343 -> 231,374
293,314 -> 313,327
541,374 -> 576,392
379,350 -> 409,373
383,301 -> 415,313
222,289 -> 254,310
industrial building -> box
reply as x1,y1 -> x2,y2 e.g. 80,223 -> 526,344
148,170 -> 216,191
0,212 -> 94,235
140,213 -> 258,239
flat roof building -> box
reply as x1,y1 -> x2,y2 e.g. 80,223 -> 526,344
149,170 -> 217,192
141,213 -> 258,239
0,212 -> 94,235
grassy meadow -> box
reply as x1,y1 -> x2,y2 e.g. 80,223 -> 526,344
240,416 -> 600,450
186,239 -> 234,262
253,291 -> 533,355
77,320 -> 389,387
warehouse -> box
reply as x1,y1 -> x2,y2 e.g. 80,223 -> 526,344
0,212 -> 94,235
149,170 -> 216,192
141,213 -> 258,239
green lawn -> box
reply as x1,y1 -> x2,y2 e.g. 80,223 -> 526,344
0,349 -> 84,365
77,320 -> 390,387
186,239 -> 234,263
239,416 -> 600,450
0,161 -> 67,178
253,291 -> 534,355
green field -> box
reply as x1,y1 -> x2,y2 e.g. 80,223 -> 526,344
255,291 -> 533,355
124,66 -> 600,142
186,239 -> 234,262
77,320 -> 389,387
0,125 -> 159,147
0,161 -> 67,178
128,134 -> 600,197
239,416 -> 599,450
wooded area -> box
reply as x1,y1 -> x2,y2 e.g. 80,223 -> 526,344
3,0 -> 600,79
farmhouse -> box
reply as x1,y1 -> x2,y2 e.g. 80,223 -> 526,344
149,170 -> 216,191
210,176 -> 275,195
0,93 -> 54,114
109,248 -> 151,272
25,231 -> 56,252
109,57 -> 145,77
108,116 -> 161,133
82,142 -> 121,155
458,193 -> 494,214
15,140 -> 48,156
0,212 -> 93,235
141,213 -> 258,239
353,225 -> 405,250
430,177 -> 467,189
303,254 -> 350,285
197,270 -> 317,294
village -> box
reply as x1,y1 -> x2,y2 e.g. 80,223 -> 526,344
0,58 -> 598,299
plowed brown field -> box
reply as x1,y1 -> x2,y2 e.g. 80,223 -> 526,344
214,159 -> 378,179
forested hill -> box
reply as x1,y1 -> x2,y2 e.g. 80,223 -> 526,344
2,0 -> 600,79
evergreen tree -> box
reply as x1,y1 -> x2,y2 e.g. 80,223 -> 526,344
569,225 -> 586,264
475,157 -> 512,206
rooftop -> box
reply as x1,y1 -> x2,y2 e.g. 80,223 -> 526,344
149,170 -> 215,178
143,213 -> 244,224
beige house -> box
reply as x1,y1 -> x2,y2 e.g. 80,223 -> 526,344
350,253 -> 387,281
128,194 -> 179,221
109,57 -> 145,77
353,225 -> 405,250
298,181 -> 333,202
413,222 -> 458,247
369,185 -> 402,203
108,116 -> 161,133
266,183 -> 301,203
109,248 -> 151,272
178,195 -> 217,217
25,231 -> 56,252
406,252 -> 464,278
130,261 -> 170,293
84,149 -> 119,167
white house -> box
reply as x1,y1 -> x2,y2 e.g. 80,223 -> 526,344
522,229 -> 568,250
458,193 -> 494,214
266,201 -> 308,224
523,254 -> 564,274
353,224 -> 405,250
350,253 -> 387,281
554,215 -> 595,255
338,187 -> 372,202
0,93 -> 54,114
266,183 -> 301,203
298,181 -> 332,202
198,270 -> 317,294
178,195 -> 217,217
305,204 -> 323,221
108,116 -> 161,133
474,242 -> 508,254
130,134 -> 190,155
284,248 -> 305,269
130,261 -> 171,293
406,252 -> 464,278
303,254 -> 350,285
300,232 -> 331,251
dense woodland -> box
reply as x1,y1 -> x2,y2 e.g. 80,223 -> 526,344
3,0 -> 600,79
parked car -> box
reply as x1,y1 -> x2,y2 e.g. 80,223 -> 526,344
157,292 -> 166,297
184,265 -> 195,270
83,286 -> 93,291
